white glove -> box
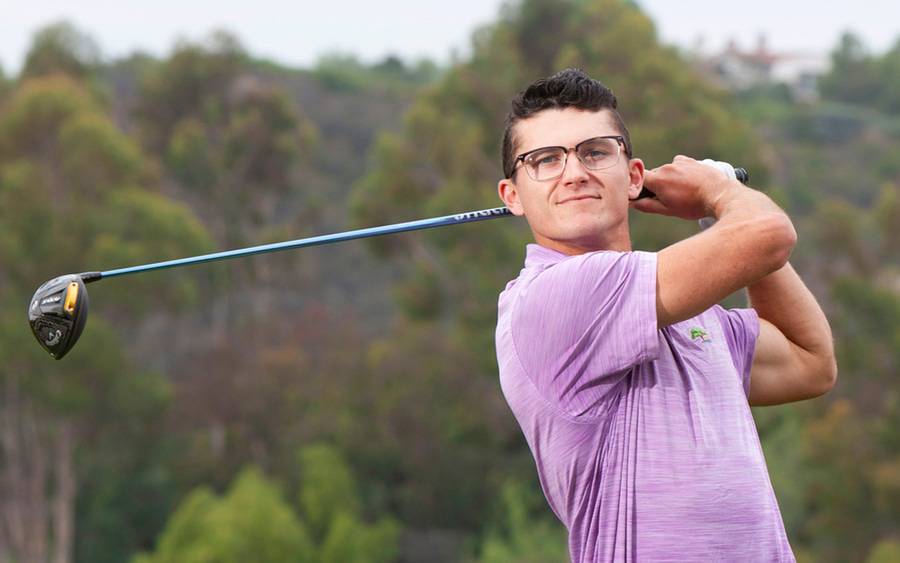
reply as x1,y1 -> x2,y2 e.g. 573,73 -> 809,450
697,159 -> 737,230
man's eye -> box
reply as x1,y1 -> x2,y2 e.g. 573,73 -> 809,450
531,153 -> 561,166
584,149 -> 610,159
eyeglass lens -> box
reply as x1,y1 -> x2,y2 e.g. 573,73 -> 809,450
524,137 -> 620,181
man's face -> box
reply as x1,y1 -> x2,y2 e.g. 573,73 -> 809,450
498,108 -> 644,254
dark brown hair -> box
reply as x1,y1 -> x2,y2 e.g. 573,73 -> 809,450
501,68 -> 632,179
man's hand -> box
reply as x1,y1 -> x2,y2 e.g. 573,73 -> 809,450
630,155 -> 742,220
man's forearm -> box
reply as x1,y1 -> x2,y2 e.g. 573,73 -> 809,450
747,262 -> 835,362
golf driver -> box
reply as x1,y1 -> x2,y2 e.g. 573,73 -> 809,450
28,167 -> 748,360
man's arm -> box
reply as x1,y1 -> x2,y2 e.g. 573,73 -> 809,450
746,264 -> 837,406
632,156 -> 836,405
633,156 -> 797,327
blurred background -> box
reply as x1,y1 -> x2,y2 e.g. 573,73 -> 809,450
1,0 -> 898,561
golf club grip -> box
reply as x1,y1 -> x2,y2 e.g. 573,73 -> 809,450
635,167 -> 749,200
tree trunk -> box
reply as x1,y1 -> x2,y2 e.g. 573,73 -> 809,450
24,402 -> 49,563
1,375 -> 26,556
51,420 -> 75,563
0,374 -> 50,563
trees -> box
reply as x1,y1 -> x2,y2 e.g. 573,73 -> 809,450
819,32 -> 900,115
748,50 -> 900,557
135,446 -> 399,563
135,32 -> 316,249
21,22 -> 101,81
131,32 -> 319,358
476,479 -> 567,563
2,6 -> 897,562
0,74 -> 210,563
313,53 -> 439,94
133,469 -> 315,563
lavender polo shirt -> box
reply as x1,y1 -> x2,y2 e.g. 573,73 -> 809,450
495,244 -> 794,562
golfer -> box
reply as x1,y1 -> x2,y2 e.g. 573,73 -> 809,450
494,69 -> 837,562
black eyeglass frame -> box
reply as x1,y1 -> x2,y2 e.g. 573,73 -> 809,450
508,135 -> 628,181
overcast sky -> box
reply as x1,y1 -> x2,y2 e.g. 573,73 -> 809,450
1,1 -> 898,74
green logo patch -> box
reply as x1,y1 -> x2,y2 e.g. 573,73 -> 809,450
690,327 -> 711,342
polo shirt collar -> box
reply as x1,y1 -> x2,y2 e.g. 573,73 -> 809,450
524,243 -> 569,268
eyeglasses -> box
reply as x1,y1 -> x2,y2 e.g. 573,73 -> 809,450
511,135 -> 626,182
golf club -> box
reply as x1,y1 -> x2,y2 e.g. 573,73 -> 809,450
28,167 -> 748,360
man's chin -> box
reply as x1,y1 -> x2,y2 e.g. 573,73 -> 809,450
549,219 -> 629,252
535,232 -> 606,254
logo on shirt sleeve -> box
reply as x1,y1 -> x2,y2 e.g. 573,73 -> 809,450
689,327 -> 712,343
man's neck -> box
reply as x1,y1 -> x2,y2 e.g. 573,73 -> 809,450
533,233 -> 633,255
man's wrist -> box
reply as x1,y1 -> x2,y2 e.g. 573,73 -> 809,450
698,159 -> 742,220
707,180 -> 749,219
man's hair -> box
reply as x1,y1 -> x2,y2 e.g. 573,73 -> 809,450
501,68 -> 633,179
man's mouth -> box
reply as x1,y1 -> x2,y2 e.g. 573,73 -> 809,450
558,195 -> 600,204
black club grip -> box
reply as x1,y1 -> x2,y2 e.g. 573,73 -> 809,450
634,167 -> 749,200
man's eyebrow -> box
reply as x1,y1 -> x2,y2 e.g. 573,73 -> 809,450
520,134 -> 621,154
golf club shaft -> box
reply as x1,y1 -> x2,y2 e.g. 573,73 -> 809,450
86,165 -> 749,283
88,207 -> 514,282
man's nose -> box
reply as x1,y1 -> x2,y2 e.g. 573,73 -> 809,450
561,151 -> 590,185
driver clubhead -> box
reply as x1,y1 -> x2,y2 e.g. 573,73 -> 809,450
28,274 -> 90,360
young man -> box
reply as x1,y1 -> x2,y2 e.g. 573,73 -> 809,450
494,69 -> 837,562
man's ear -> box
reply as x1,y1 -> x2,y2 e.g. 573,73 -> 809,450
498,178 -> 525,216
626,158 -> 645,200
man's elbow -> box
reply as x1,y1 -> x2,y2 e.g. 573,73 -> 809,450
809,355 -> 838,398
761,213 -> 798,273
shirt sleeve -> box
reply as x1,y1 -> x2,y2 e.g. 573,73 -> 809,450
510,250 -> 659,418
711,305 -> 760,397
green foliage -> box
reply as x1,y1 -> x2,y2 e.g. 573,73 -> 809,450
867,539 -> 900,563
298,444 -> 361,540
319,512 -> 400,563
135,31 -> 247,153
744,94 -> 900,212
798,401 -> 887,559
0,63 -> 10,100
314,53 -> 439,94
21,20 -> 101,80
0,67 -> 211,563
819,32 -> 900,115
0,74 -> 211,305
0,74 -> 95,160
75,372 -> 176,563
298,444 -> 401,562
873,183 -> 900,262
135,31 -> 316,250
643,36 -> 900,559
752,405 -> 807,525
771,184 -> 900,559
167,118 -> 216,188
476,479 -> 568,562
338,320 -> 516,530
59,111 -> 144,194
85,187 -> 213,312
829,275 -> 900,407
134,468 -> 315,563
819,33 -> 878,107
134,489 -> 220,563
210,468 -> 316,562
137,447 -> 400,563
804,188 -> 900,385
